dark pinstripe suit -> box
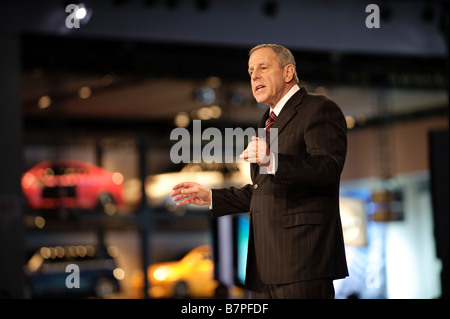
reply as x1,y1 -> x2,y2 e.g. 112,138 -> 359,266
211,87 -> 348,296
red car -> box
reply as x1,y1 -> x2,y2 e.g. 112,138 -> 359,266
22,159 -> 124,214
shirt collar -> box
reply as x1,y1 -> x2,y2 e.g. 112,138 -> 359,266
271,84 -> 300,117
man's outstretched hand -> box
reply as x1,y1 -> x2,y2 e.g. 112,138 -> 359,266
170,182 -> 212,206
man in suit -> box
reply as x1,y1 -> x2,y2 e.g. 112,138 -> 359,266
170,44 -> 348,298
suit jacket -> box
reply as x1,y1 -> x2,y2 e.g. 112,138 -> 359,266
211,87 -> 349,288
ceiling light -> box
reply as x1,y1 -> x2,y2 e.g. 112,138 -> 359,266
38,95 -> 51,109
174,112 -> 190,128
345,115 -> 355,129
78,86 -> 92,99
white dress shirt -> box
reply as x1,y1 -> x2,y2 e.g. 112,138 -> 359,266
210,84 -> 300,208
266,84 -> 300,174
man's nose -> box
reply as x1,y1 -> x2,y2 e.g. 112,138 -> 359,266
252,71 -> 260,81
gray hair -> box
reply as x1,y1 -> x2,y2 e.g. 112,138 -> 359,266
249,44 -> 299,84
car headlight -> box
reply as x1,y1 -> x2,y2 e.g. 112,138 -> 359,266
112,172 -> 124,185
153,266 -> 169,281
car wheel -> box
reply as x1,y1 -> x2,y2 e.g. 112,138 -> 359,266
94,277 -> 115,298
23,282 -> 34,299
97,193 -> 116,215
173,281 -> 189,299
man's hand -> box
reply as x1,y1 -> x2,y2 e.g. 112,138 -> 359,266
170,182 -> 212,206
240,136 -> 271,167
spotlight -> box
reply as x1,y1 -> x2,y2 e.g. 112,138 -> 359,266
421,5 -> 435,24
75,7 -> 87,19
166,0 -> 180,10
263,1 -> 278,18
144,0 -> 158,7
112,0 -> 129,6
380,6 -> 392,23
70,3 -> 93,26
196,0 -> 210,12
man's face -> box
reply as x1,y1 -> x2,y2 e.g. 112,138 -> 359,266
248,48 -> 288,108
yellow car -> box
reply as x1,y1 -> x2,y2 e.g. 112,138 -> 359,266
131,245 -> 217,298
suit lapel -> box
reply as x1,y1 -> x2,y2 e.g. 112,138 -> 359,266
271,87 -> 307,137
251,87 -> 307,181
258,108 -> 270,130
258,87 -> 307,132
252,109 -> 269,182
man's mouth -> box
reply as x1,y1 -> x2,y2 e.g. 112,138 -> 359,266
255,85 -> 265,92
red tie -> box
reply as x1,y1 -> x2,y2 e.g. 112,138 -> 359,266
265,111 -> 277,137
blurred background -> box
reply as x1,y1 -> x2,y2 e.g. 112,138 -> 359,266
0,0 -> 448,299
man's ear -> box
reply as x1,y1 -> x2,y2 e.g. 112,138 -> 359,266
284,64 -> 295,83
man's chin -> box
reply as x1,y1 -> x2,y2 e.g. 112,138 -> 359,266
254,97 -> 268,106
